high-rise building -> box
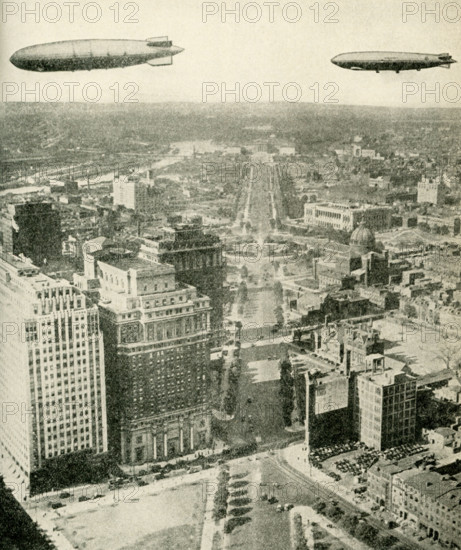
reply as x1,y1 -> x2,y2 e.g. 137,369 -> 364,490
354,370 -> 417,450
81,247 -> 212,463
417,176 -> 445,205
0,254 -> 107,497
300,321 -> 416,453
138,224 -> 225,346
113,176 -> 156,212
0,202 -> 62,266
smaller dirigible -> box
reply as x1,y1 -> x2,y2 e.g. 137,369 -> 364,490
10,37 -> 184,72
331,51 -> 456,73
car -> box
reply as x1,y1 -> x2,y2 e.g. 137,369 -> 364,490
92,494 -> 103,500
137,479 -> 148,486
50,502 -> 65,509
78,495 -> 90,502
59,492 -> 72,499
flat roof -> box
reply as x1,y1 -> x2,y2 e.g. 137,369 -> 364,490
98,253 -> 174,274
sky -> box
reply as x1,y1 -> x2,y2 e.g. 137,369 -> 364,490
1,0 -> 461,107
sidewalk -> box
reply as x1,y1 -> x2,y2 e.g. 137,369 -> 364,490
199,468 -> 220,550
119,441 -> 228,475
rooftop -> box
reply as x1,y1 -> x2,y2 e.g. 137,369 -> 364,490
96,251 -> 174,274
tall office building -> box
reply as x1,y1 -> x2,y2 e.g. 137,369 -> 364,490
0,202 -> 62,266
354,370 -> 417,450
80,247 -> 212,463
417,176 -> 445,206
0,254 -> 107,497
113,176 -> 156,212
139,224 -> 225,346
301,321 -> 417,454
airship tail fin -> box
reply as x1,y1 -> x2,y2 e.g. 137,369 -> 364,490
147,56 -> 173,66
146,36 -> 172,47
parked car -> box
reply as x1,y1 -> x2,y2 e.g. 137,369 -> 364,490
59,492 -> 72,499
50,502 -> 65,509
78,496 -> 90,502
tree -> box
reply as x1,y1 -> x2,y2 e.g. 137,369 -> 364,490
403,303 -> 417,319
237,281 -> 248,304
274,305 -> 284,327
355,522 -> 378,546
375,534 -> 397,550
340,513 -> 359,536
325,504 -> 344,521
313,500 -> 326,514
273,281 -> 283,304
433,338 -> 461,370
280,359 -> 294,426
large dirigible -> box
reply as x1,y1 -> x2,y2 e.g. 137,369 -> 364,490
331,51 -> 456,73
10,37 -> 184,72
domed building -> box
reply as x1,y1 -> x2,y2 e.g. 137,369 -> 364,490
313,221 -> 389,289
350,222 -> 376,255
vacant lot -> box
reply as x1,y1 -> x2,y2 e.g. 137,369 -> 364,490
53,482 -> 205,550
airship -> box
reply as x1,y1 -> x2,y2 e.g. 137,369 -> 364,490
9,37 -> 184,72
331,51 -> 456,73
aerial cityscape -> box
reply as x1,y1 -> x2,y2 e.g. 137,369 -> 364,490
1,1 -> 461,550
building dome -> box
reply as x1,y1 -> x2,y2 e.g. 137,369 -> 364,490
350,222 -> 376,252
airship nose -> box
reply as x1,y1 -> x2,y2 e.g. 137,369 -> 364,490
10,52 -> 20,67
331,55 -> 339,66
171,45 -> 184,56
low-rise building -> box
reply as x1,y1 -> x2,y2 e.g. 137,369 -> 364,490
304,202 -> 392,232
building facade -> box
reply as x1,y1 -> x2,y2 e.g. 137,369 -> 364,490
84,247 -> 212,463
354,370 -> 417,450
0,202 -> 62,266
304,202 -> 392,232
301,321 -> 416,453
0,254 -> 107,497
139,224 -> 225,346
113,177 -> 155,212
392,468 -> 461,547
417,176 -> 445,205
